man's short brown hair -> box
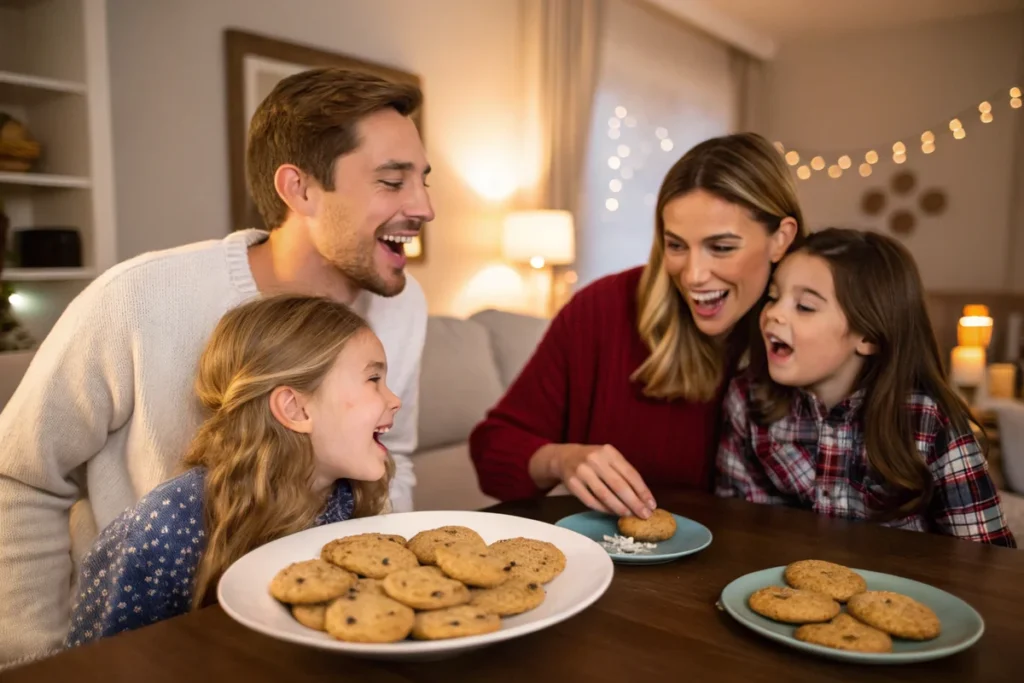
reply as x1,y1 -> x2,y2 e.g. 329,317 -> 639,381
246,67 -> 422,229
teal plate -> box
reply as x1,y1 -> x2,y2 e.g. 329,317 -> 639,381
719,566 -> 984,664
555,511 -> 712,564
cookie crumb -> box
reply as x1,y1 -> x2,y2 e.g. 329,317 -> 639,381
601,534 -> 657,554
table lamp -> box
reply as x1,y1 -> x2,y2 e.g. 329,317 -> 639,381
502,210 -> 575,316
951,304 -> 993,405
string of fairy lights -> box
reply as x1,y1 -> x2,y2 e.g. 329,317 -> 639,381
775,86 -> 1022,181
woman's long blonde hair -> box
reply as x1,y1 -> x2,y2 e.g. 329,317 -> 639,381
186,295 -> 394,609
633,132 -> 806,402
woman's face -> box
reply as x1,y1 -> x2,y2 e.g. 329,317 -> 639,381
661,189 -> 796,338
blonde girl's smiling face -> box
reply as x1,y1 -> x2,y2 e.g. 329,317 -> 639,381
271,328 -> 401,491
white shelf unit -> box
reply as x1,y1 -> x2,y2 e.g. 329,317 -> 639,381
0,0 -> 116,342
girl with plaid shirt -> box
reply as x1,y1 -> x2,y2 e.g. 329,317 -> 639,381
716,228 -> 1015,547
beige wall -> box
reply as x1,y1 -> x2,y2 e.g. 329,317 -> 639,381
107,0 -> 523,315
763,11 -> 1024,292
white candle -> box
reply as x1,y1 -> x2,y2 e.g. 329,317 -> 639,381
988,363 -> 1016,399
950,346 -> 986,387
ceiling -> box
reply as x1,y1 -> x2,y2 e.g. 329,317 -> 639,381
704,0 -> 1024,41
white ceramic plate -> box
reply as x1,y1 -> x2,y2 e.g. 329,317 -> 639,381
218,510 -> 615,660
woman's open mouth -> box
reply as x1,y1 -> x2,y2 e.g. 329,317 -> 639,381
689,290 -> 729,318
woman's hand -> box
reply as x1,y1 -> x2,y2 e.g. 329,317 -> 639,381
529,443 -> 657,518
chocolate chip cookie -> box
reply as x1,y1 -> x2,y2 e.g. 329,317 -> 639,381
324,592 -> 415,643
489,537 -> 566,584
435,544 -> 508,588
795,613 -> 893,653
469,577 -> 546,616
617,508 -> 677,542
847,591 -> 941,640
382,566 -> 471,610
411,604 -> 501,640
784,560 -> 867,603
747,585 -> 841,624
269,559 -> 355,604
406,526 -> 486,566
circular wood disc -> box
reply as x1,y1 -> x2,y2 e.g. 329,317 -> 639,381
890,210 -> 916,235
919,189 -> 947,216
891,171 -> 916,195
861,190 -> 886,216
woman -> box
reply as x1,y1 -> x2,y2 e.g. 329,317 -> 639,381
469,132 -> 805,518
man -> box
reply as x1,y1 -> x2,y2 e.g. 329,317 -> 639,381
0,68 -> 433,666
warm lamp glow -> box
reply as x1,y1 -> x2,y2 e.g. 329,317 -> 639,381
502,210 -> 575,266
957,305 -> 993,348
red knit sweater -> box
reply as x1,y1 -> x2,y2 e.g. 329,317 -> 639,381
469,267 -> 720,502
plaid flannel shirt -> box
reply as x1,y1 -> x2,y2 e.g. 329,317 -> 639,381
716,373 -> 1016,547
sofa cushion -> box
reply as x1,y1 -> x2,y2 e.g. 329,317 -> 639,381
411,442 -> 499,511
470,309 -> 550,388
416,316 -> 505,452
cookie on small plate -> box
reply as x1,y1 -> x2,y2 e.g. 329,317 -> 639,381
795,613 -> 893,653
847,591 -> 941,640
469,577 -> 546,616
323,536 -> 419,579
617,508 -> 677,542
747,586 -> 840,624
435,544 -> 508,588
382,566 -> 471,610
489,537 -> 566,584
269,559 -> 355,604
784,560 -> 867,602
324,592 -> 415,643
411,604 -> 501,641
406,526 -> 486,565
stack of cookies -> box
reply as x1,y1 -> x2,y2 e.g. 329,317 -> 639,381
747,560 -> 942,654
268,526 -> 566,643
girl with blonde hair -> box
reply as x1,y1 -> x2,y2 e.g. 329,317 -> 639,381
65,295 -> 400,646
471,132 -> 805,518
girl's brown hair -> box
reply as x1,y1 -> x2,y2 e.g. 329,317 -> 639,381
634,132 -> 806,401
749,228 -> 974,518
185,295 -> 393,609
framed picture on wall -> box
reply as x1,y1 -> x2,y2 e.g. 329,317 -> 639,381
224,29 -> 426,262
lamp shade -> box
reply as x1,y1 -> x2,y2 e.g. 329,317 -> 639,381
502,210 -> 575,266
957,304 -> 993,348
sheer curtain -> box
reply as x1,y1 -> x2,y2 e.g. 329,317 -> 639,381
574,0 -> 744,288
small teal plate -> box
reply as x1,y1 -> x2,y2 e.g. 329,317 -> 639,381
555,511 -> 712,564
719,567 -> 985,664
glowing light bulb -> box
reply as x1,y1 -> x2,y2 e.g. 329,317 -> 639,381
865,150 -> 879,164
609,179 -> 622,192
605,198 -> 619,211
608,156 -> 621,169
859,163 -> 872,177
838,155 -> 852,170
828,165 -> 842,178
811,156 -> 825,171
796,165 -> 811,180
785,151 -> 800,165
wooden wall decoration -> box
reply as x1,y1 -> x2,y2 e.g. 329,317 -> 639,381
859,169 -> 948,237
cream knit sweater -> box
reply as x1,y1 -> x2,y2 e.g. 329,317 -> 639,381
0,229 -> 426,667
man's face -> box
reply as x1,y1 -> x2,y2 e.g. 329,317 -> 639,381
308,108 -> 434,297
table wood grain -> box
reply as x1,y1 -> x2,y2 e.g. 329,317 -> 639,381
4,492 -> 1021,683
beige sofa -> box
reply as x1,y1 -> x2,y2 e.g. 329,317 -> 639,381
0,310 -> 550,512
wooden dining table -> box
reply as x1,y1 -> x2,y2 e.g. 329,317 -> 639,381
4,491 -> 1022,683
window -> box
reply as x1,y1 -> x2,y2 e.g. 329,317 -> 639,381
576,1 -> 739,287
